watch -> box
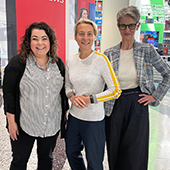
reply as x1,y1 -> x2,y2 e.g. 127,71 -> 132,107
90,95 -> 94,103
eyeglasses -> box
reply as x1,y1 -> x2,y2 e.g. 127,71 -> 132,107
118,23 -> 137,30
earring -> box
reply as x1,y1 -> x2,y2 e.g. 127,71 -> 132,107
47,51 -> 50,56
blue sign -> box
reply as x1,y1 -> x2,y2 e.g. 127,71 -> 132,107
96,19 -> 102,25
97,34 -> 101,39
96,11 -> 102,18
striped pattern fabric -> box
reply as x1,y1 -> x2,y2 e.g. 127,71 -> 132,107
19,54 -> 63,137
65,51 -> 121,121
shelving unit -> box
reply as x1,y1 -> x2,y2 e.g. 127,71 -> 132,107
95,0 -> 103,52
163,30 -> 170,45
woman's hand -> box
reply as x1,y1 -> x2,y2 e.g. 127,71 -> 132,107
138,94 -> 157,106
6,112 -> 19,141
79,96 -> 91,106
70,95 -> 90,109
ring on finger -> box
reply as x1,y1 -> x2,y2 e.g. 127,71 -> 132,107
75,103 -> 79,106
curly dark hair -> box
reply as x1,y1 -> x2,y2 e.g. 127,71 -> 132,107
18,22 -> 59,63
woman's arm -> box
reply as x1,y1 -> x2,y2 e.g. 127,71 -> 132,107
149,45 -> 170,101
6,112 -> 19,140
3,55 -> 23,140
65,60 -> 87,108
94,54 -> 121,103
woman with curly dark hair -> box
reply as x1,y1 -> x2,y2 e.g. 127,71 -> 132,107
3,22 -> 69,170
19,22 -> 59,63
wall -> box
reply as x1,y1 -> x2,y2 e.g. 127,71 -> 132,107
101,0 -> 129,52
101,0 -> 141,52
66,0 -> 96,58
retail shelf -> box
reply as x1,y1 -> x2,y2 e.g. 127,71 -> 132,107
163,37 -> 170,40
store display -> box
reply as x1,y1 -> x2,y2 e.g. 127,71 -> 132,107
140,1 -> 170,62
140,31 -> 159,48
163,45 -> 168,55
96,11 -> 102,17
163,30 -> 170,45
96,19 -> 102,25
97,25 -> 102,34
95,39 -> 100,46
95,0 -> 103,52
165,19 -> 170,30
96,1 -> 103,11
95,47 -> 101,52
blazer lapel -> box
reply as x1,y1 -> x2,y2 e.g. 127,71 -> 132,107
111,43 -> 121,77
133,41 -> 144,85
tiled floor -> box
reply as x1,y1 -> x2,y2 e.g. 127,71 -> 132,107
148,92 -> 170,170
0,89 -> 170,170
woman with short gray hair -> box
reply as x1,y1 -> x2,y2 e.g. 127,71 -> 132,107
104,5 -> 170,170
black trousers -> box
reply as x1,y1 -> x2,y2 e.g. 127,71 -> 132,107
10,128 -> 59,170
105,87 -> 149,170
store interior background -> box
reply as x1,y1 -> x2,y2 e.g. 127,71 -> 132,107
0,0 -> 170,170
102,0 -> 170,54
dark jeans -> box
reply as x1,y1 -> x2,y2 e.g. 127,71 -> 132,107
105,87 -> 149,170
10,128 -> 59,170
66,114 -> 105,170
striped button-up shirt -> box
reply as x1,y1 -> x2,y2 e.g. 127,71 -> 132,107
20,54 -> 63,137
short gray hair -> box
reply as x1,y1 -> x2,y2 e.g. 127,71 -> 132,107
117,6 -> 140,24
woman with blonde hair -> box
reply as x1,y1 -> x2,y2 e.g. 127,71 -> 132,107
65,19 -> 121,170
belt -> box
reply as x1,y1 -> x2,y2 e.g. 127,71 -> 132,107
121,87 -> 141,96
121,90 -> 141,96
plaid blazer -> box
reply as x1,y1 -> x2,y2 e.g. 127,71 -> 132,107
104,41 -> 170,116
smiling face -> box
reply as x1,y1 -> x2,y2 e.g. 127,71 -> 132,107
75,23 -> 95,52
81,10 -> 88,19
117,15 -> 140,42
30,29 -> 50,58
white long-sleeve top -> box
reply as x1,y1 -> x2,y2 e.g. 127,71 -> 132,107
65,51 -> 121,121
